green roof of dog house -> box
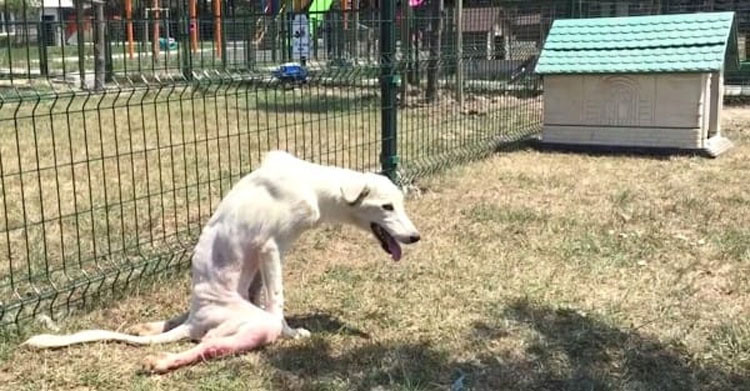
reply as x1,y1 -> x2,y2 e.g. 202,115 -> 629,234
535,12 -> 739,75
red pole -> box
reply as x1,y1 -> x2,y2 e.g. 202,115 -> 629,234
190,0 -> 198,52
214,0 -> 222,59
343,0 -> 348,29
152,0 -> 161,60
126,0 -> 134,59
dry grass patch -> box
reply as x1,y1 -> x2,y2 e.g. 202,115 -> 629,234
0,83 -> 536,319
0,106 -> 748,390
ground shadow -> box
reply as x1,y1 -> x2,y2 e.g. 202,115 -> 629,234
268,337 -> 451,391
286,312 -> 370,339
528,139 -> 694,161
266,301 -> 749,391
253,93 -> 380,114
485,299 -> 750,390
723,96 -> 750,106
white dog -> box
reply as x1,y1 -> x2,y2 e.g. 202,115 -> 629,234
22,150 -> 421,373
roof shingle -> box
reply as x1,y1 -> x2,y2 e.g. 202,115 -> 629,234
535,12 -> 737,74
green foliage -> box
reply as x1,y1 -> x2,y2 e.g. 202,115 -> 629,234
0,0 -> 40,13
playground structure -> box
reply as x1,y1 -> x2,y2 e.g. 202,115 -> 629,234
6,0 -> 437,85
117,0 -> 346,61
112,0 -> 426,63
123,0 -> 213,59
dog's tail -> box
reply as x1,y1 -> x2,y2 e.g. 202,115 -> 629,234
21,323 -> 191,349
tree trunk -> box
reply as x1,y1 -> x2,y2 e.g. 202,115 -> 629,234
426,0 -> 443,102
94,0 -> 105,90
400,0 -> 410,105
352,0 -> 360,58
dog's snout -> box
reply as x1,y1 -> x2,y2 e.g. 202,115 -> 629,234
408,234 -> 421,243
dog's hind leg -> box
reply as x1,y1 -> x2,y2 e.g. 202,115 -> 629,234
127,312 -> 189,336
141,305 -> 282,374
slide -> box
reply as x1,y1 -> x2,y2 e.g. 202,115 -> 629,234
308,0 -> 335,36
254,0 -> 284,44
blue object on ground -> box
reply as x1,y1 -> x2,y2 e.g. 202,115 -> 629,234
272,62 -> 309,83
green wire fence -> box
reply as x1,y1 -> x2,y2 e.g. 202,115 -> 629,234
0,0 -> 546,330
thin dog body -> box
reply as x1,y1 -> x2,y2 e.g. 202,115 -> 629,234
22,151 -> 421,373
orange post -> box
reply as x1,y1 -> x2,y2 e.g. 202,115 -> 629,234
189,0 -> 198,52
126,0 -> 134,59
152,0 -> 160,60
214,0 -> 222,58
343,0 -> 348,29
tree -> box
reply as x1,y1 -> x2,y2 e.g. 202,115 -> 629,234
0,0 -> 40,15
426,0 -> 443,102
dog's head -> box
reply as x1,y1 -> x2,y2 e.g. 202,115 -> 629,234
340,173 -> 420,261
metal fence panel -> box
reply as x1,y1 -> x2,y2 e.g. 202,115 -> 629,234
9,0 -> 750,332
0,0 -> 545,330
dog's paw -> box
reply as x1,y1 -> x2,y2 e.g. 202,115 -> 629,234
293,327 -> 311,339
282,326 -> 311,339
140,352 -> 173,374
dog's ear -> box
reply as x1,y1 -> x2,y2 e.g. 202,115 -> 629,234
341,180 -> 370,206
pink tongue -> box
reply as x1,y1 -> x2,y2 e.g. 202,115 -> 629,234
387,236 -> 402,261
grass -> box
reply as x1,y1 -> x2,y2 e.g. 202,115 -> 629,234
0,104 -> 747,389
0,79 -> 538,324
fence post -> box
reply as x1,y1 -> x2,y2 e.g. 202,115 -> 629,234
93,0 -> 105,90
456,0 -> 463,106
105,17 -> 113,82
181,0 -> 194,79
380,0 -> 398,180
271,11 -> 278,61
286,0 -> 293,61
221,0 -> 227,66
37,20 -> 48,77
76,0 -> 86,89
247,14 -> 256,70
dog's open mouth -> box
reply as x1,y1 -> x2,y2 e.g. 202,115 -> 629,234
370,223 -> 402,261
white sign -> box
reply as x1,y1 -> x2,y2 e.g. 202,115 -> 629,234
291,14 -> 310,60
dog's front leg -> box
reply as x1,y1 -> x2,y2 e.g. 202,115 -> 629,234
247,272 -> 265,308
258,242 -> 311,339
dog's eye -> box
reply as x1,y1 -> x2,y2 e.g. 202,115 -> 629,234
382,203 -> 394,211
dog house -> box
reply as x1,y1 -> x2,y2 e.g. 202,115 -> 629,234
535,12 -> 738,157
